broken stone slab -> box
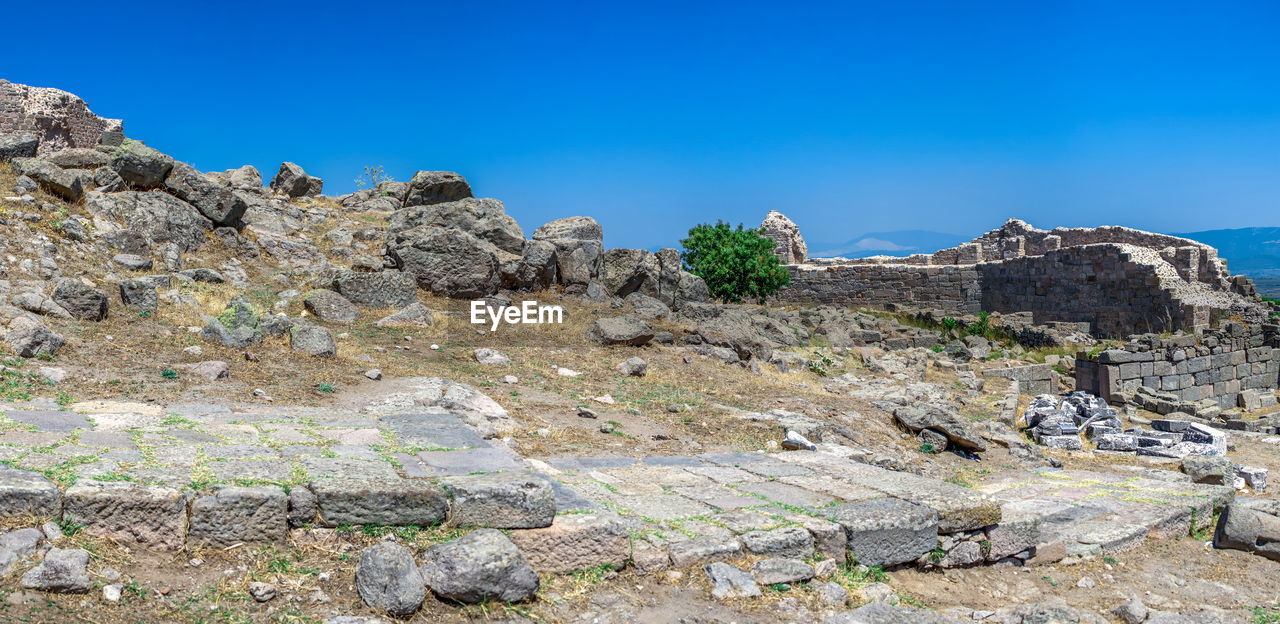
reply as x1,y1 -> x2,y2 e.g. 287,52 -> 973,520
940,540 -> 983,567
188,486 -> 288,548
1095,434 -> 1139,451
1038,434 -> 1082,450
1181,456 -> 1233,485
440,471 -> 554,529
830,497 -> 938,567
0,467 -> 60,521
740,526 -> 815,559
1214,502 -> 1280,561
1181,422 -> 1227,456
507,513 -> 629,574
419,529 -> 539,604
751,557 -> 814,585
0,528 -> 44,575
704,562 -> 761,599
1237,466 -> 1268,492
62,483 -> 187,551
668,534 -> 743,568
776,451 -> 1000,532
1058,521 -> 1147,556
20,547 -> 90,593
310,477 -> 448,527
890,404 -> 987,452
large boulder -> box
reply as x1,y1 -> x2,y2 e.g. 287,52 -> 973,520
374,303 -> 436,327
6,317 -> 65,357
303,290 -> 360,323
10,157 -> 90,201
388,197 -> 524,255
269,162 -> 323,197
51,279 -> 108,321
225,165 -> 262,190
110,142 -> 174,187
1214,503 -> 1280,561
84,191 -> 212,252
588,316 -> 654,346
403,170 -> 473,207
501,239 -> 558,291
532,216 -> 603,287
0,134 -> 38,162
759,210 -> 808,264
44,148 -> 111,169
696,315 -> 775,362
419,529 -> 538,604
602,248 -> 660,298
388,226 -> 500,298
891,404 -> 988,452
355,542 -> 424,616
165,161 -> 249,226
333,271 -> 418,308
290,323 -> 337,357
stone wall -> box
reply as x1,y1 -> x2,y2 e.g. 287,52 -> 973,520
1076,322 -> 1280,409
775,218 -> 1259,338
0,80 -> 123,153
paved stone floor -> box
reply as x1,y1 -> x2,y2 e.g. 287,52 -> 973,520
0,398 -> 523,490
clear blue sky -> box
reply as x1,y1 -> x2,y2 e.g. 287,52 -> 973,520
6,1 -> 1279,250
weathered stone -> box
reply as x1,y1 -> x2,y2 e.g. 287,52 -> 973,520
374,303 -> 436,327
668,534 -> 743,567
333,271 -> 417,308
403,171 -> 472,207
0,528 -> 43,575
51,278 -> 108,321
110,142 -> 173,187
0,467 -> 60,521
759,210 -> 807,264
188,487 -> 288,548
289,323 -> 337,357
420,529 -> 538,604
303,289 -> 360,323
164,161 -> 248,226
310,477 -> 448,527
10,157 -> 89,201
388,226 -> 501,298
507,513 -> 629,574
63,483 -> 187,551
617,356 -> 648,377
355,542 -> 424,616
1181,455 -> 1233,485
441,472 -> 554,529
704,562 -> 761,599
474,348 -> 511,365
831,497 -> 938,567
892,405 -> 987,452
741,526 -> 815,559
751,557 -> 814,585
288,485 -> 316,528
20,548 -> 90,593
84,191 -> 211,252
588,315 -> 654,346
1214,503 -> 1280,561
0,135 -> 38,162
269,162 -> 323,197
45,148 -> 110,169
5,317 -> 64,358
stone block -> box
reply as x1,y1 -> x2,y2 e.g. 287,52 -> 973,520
740,526 -> 815,559
831,498 -> 938,567
63,483 -> 186,551
441,471 -> 554,529
668,534 -> 742,567
189,486 -> 288,548
310,477 -> 447,527
0,467 -> 60,521
508,513 -> 629,574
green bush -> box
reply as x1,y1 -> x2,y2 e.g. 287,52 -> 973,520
680,221 -> 790,303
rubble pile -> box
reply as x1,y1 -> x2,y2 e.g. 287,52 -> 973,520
1024,391 -> 1227,457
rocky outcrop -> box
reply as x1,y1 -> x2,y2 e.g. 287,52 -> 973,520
165,161 -> 248,226
403,170 -> 472,207
760,210 -> 807,264
269,162 -> 323,198
533,216 -> 604,288
85,191 -> 212,252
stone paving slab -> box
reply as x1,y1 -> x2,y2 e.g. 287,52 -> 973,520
978,466 -> 1234,558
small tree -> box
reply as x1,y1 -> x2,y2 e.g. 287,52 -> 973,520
680,221 -> 790,303
353,165 -> 394,190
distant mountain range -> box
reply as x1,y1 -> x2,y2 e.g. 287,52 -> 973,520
807,230 -> 970,258
807,226 -> 1280,297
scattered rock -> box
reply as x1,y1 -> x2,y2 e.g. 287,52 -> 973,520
269,162 -> 323,197
781,430 -> 817,451
355,542 -> 424,616
475,348 -> 511,365
290,324 -> 338,357
249,582 -> 277,602
6,317 -> 65,358
51,278 -> 108,321
617,356 -> 648,377
588,316 -> 654,346
303,290 -> 360,323
374,303 -> 436,327
704,562 -> 761,599
419,529 -> 539,604
21,548 -> 90,593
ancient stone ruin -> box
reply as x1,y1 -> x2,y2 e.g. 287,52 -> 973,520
0,80 -> 124,154
773,217 -> 1262,338
759,209 -> 808,264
